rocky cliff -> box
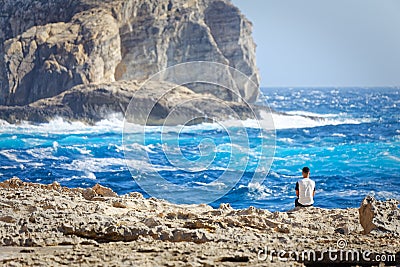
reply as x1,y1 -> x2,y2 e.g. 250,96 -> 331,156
0,0 -> 260,116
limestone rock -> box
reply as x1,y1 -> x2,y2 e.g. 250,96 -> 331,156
218,203 -> 233,211
0,177 -> 24,188
0,178 -> 399,266
0,80 -> 264,125
92,184 -> 117,198
82,188 -> 96,200
112,201 -> 127,208
0,216 -> 16,224
359,195 -> 400,234
0,0 -> 259,108
2,10 -> 120,106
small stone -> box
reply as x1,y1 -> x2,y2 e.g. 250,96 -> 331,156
0,215 -> 16,223
82,188 -> 96,200
47,181 -> 61,190
276,225 -> 290,234
20,249 -> 35,253
218,203 -> 233,211
112,201 -> 127,208
91,196 -> 106,202
129,192 -> 144,199
92,184 -> 117,198
143,218 -> 160,227
334,227 -> 349,235
220,256 -> 249,262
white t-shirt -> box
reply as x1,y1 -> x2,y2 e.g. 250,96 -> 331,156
296,178 -> 315,205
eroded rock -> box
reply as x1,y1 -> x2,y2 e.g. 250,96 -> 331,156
92,184 -> 117,198
0,0 -> 259,109
359,195 -> 400,234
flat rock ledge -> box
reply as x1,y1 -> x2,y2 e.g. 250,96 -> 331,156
0,178 -> 399,267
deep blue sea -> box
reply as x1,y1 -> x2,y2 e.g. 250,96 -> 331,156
0,87 -> 399,211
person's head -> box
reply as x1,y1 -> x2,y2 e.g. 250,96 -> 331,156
302,167 -> 310,178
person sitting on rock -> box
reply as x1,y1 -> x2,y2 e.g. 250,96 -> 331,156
295,167 -> 315,207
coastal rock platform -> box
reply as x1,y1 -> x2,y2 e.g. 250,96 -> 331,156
0,80 -> 263,125
0,178 -> 399,266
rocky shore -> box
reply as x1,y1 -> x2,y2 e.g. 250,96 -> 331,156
0,178 -> 399,266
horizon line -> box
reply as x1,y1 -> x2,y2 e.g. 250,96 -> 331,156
260,85 -> 400,89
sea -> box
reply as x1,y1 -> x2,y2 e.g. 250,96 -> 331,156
0,87 -> 399,211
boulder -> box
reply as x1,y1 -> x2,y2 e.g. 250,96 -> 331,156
82,188 -> 96,200
92,184 -> 118,198
359,196 -> 400,234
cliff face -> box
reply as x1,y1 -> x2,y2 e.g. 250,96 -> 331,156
0,0 -> 259,107
2,10 -> 121,106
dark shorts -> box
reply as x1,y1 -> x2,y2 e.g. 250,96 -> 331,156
295,198 -> 313,207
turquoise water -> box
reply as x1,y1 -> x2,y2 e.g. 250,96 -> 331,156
0,87 -> 399,211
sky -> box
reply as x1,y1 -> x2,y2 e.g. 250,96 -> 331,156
231,0 -> 400,87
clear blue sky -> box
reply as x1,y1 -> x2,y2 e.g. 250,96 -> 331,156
231,0 -> 400,87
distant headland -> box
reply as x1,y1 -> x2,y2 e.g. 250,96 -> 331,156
0,0 -> 260,124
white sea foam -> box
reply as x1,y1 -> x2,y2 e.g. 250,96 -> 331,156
73,147 -> 92,155
123,143 -> 157,153
28,162 -> 45,168
0,109 -> 368,137
52,141 -> 59,151
239,182 -> 273,200
59,157 -> 126,173
25,147 -> 65,161
125,158 -> 179,172
0,116 -> 125,135
85,171 -> 97,180
0,150 -> 30,163
193,181 -> 227,189
278,138 -> 294,143
270,112 -> 369,130
269,171 -> 280,178
0,120 -> 10,127
332,133 -> 347,137
0,165 -> 18,170
285,111 -> 338,118
383,152 -> 400,162
375,191 -> 400,199
216,143 -> 249,153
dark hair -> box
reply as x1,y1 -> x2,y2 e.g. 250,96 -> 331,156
302,167 -> 310,173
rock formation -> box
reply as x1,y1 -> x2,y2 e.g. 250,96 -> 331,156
359,195 -> 400,234
2,10 -> 121,106
0,0 -> 260,119
0,80 -> 260,124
